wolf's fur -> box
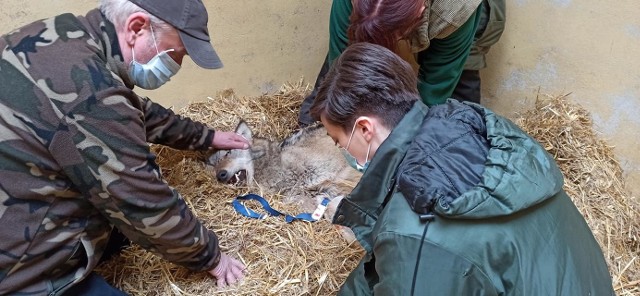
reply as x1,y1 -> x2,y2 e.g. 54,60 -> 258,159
206,121 -> 361,242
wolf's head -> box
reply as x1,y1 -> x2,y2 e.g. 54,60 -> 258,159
206,120 -> 269,186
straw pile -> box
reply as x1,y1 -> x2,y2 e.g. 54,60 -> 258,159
97,85 -> 639,295
517,94 -> 640,295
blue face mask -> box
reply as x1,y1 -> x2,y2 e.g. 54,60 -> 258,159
340,121 -> 371,173
128,25 -> 181,90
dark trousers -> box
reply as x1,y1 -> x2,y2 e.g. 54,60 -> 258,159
61,273 -> 128,296
99,228 -> 130,264
298,55 -> 331,128
451,69 -> 482,104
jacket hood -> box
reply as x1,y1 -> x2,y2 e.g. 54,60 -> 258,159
398,101 -> 565,219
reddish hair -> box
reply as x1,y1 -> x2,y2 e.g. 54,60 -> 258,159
348,0 -> 424,53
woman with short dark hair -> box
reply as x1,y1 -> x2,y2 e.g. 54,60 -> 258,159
310,42 -> 614,295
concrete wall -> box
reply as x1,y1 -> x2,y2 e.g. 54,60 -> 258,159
2,0 -> 639,196
481,0 -> 640,197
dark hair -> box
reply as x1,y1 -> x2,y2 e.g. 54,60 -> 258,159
348,0 -> 424,52
310,42 -> 420,131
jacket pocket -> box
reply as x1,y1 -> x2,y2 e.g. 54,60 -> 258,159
48,241 -> 87,296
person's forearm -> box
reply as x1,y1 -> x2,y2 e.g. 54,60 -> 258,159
52,88 -> 221,271
416,7 -> 481,105
327,0 -> 353,64
140,96 -> 215,150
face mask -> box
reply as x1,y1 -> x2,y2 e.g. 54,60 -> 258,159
128,25 -> 181,90
340,121 -> 371,173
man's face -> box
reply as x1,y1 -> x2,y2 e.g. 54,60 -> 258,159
133,25 -> 187,65
134,27 -> 187,65
120,13 -> 187,67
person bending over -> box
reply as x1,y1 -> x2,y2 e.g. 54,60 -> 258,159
298,0 -> 506,127
0,0 -> 249,294
309,42 -> 613,295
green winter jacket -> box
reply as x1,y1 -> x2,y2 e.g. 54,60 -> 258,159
333,100 -> 614,295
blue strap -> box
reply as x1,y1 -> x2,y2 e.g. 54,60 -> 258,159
232,193 -> 330,223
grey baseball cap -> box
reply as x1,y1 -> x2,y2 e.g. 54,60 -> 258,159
129,0 -> 223,69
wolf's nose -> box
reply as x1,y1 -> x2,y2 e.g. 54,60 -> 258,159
217,170 -> 229,182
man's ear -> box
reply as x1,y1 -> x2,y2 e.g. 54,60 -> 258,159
123,12 -> 151,46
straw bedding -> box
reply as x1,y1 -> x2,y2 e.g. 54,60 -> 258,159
96,85 -> 639,295
516,94 -> 639,295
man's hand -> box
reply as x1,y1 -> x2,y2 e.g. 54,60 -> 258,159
212,131 -> 250,150
208,252 -> 246,287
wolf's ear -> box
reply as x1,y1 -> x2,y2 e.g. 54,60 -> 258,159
250,138 -> 269,159
235,120 -> 253,141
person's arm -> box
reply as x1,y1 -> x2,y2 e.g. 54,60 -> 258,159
372,232 -> 498,295
49,87 -> 220,272
416,8 -> 481,106
139,96 -> 249,150
327,0 -> 353,64
139,96 -> 214,150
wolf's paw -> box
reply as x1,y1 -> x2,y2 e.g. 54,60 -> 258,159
335,225 -> 357,244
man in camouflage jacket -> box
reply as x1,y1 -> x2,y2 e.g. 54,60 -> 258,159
0,0 -> 248,294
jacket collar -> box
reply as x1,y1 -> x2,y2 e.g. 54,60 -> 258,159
333,101 -> 428,252
409,0 -> 482,52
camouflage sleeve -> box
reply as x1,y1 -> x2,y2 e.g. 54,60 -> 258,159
140,96 -> 215,150
48,87 -> 220,272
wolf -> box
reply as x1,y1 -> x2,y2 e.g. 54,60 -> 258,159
206,121 -> 361,243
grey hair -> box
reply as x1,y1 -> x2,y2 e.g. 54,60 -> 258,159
100,0 -> 172,33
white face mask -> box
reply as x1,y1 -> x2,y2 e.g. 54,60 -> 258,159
128,25 -> 181,90
340,121 -> 371,173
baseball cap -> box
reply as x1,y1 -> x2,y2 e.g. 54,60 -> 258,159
129,0 -> 223,69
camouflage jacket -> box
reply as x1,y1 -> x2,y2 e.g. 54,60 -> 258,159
0,9 -> 220,295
